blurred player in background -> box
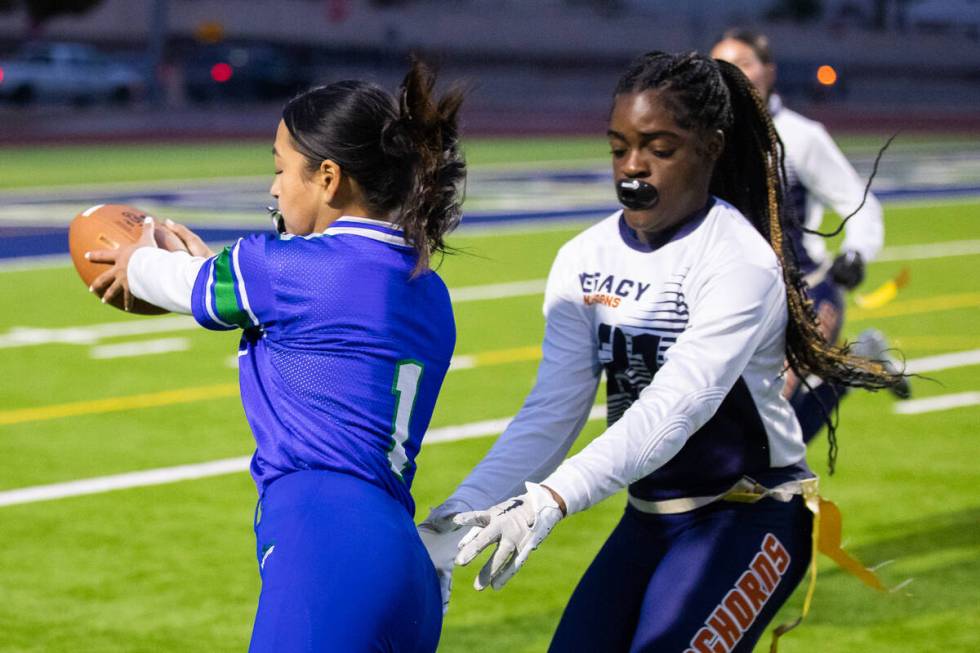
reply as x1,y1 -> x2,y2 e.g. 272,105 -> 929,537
87,60 -> 464,652
420,51 -> 902,652
712,29 -> 910,443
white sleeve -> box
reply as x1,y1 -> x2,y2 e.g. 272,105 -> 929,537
445,245 -> 602,513
127,247 -> 206,315
795,124 -> 884,262
540,261 -> 786,515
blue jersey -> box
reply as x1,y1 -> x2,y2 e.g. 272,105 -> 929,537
190,217 -> 455,514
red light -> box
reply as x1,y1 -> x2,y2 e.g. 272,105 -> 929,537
0,66 -> 5,85
817,65 -> 838,86
210,62 -> 233,83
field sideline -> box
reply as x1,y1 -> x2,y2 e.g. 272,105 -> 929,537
0,137 -> 978,652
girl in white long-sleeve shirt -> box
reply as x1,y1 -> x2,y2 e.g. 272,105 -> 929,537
712,29 -> 909,445
418,51 -> 902,653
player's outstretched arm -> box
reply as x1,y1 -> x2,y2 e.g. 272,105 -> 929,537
453,482 -> 566,591
418,244 -> 599,608
437,246 -> 602,511
417,510 -> 466,614
541,261 -> 786,516
799,123 -> 884,267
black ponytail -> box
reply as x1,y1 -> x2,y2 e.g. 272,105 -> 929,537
386,59 -> 466,272
281,58 -> 465,273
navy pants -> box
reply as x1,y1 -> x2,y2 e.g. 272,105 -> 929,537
793,278 -> 848,443
549,496 -> 812,653
793,381 -> 845,444
249,470 -> 442,653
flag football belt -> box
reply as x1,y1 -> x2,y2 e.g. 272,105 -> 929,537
626,476 -> 804,515
629,477 -> 892,653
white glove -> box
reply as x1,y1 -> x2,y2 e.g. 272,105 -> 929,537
453,482 -> 565,591
418,502 -> 470,614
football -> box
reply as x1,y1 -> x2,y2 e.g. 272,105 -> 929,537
68,204 -> 182,315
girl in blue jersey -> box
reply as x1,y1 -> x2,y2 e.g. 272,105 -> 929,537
88,61 -> 464,652
419,52 -> 902,652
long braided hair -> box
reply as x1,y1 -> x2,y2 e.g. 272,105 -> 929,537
615,52 -> 903,470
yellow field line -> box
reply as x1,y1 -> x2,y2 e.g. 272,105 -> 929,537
849,292 -> 980,321
3,291 -> 977,427
890,336 -> 980,350
471,345 -> 541,366
0,347 -> 545,427
0,384 -> 239,426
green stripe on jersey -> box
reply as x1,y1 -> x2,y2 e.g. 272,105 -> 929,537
212,247 -> 252,329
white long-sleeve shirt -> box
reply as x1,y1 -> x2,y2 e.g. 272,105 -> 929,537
772,95 -> 884,270
127,247 -> 204,314
445,199 -> 809,516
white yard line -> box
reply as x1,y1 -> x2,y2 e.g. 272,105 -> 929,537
906,348 -> 980,374
894,392 -> 980,415
0,254 -> 71,272
0,457 -> 252,508
874,239 -> 980,262
427,406 -> 606,444
4,345 -> 980,505
89,337 -> 190,360
16,343 -> 980,503
7,384 -> 968,507
5,246 -> 979,350
1,231 -> 979,507
0,279 -> 549,350
0,315 -> 197,348
880,195 -> 980,209
5,210 -> 980,272
448,354 -> 477,371
450,279 -> 546,302
0,405 -> 607,508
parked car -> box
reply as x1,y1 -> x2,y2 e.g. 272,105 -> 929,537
0,42 -> 144,105
182,42 -> 313,103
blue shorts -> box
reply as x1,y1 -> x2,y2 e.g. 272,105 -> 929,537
249,470 -> 441,653
548,496 -> 812,653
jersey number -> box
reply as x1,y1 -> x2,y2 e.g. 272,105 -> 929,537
387,360 -> 423,480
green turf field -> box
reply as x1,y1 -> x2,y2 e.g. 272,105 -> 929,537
0,138 -> 978,652
0,131 -> 973,190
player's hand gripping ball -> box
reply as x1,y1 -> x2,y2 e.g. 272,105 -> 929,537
69,204 -> 184,314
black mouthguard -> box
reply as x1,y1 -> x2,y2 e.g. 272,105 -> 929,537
615,179 -> 659,211
267,206 -> 286,234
